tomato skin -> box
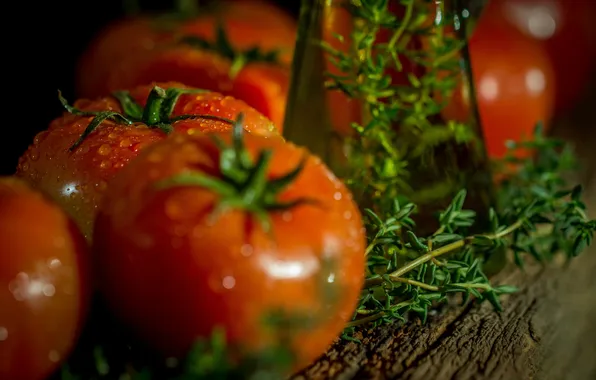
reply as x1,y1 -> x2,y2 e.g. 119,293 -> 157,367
0,177 -> 90,380
76,0 -> 296,129
93,132 -> 366,372
494,0 -> 596,113
16,82 -> 278,240
443,14 -> 555,158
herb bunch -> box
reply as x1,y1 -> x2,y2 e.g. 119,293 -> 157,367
346,125 -> 595,331
322,0 -> 480,212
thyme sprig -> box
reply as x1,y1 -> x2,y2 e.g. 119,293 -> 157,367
346,126 -> 595,330
322,0 -> 477,211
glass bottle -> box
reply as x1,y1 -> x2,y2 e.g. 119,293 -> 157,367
284,0 -> 495,237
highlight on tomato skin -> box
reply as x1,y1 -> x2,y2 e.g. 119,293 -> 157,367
15,82 -> 278,241
92,125 -> 366,373
76,0 -> 297,130
440,10 -> 556,159
0,177 -> 90,380
489,0 -> 596,114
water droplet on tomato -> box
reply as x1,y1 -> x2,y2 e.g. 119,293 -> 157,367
209,105 -> 220,113
20,162 -> 29,171
33,131 -> 49,144
119,138 -> 132,148
98,144 -> 112,156
43,284 -> 56,297
0,327 -> 7,341
282,212 -> 293,222
343,210 -> 352,220
222,276 -> 236,290
221,96 -> 235,108
165,197 -> 190,220
240,244 -> 253,257
29,148 -> 39,161
78,145 -> 90,154
96,181 -> 108,192
333,191 -> 342,200
100,160 -> 112,169
48,350 -> 61,363
108,133 -> 117,139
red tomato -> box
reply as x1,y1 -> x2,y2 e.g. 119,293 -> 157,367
444,14 -> 556,158
494,0 -> 596,113
76,0 -> 296,129
16,82 -> 278,240
0,177 -> 89,380
92,123 -> 366,373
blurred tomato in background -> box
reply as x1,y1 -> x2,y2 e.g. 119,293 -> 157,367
493,0 -> 596,113
468,2 -> 556,158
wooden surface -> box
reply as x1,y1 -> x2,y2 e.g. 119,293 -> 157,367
291,109 -> 596,380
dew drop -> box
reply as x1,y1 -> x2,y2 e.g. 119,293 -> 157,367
99,160 -> 112,169
29,149 -> 40,161
0,327 -> 7,341
48,350 -> 60,363
20,162 -> 30,172
119,138 -> 132,148
43,284 -> 56,297
108,133 -> 117,139
48,258 -> 62,269
333,191 -> 343,200
222,276 -> 236,290
78,145 -> 90,154
165,198 -> 185,220
343,210 -> 352,220
240,244 -> 253,257
95,181 -> 108,192
98,144 -> 112,156
282,212 -> 293,222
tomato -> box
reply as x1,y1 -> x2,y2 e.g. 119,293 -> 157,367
0,177 -> 89,380
443,13 -> 555,158
16,82 -> 278,240
76,0 -> 296,129
92,119 -> 366,372
492,0 -> 596,113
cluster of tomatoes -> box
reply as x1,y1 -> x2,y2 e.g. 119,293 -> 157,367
3,0 -> 595,378
468,0 -> 596,157
1,2 -> 367,379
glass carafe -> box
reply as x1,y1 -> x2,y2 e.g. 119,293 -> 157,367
284,0 -> 494,236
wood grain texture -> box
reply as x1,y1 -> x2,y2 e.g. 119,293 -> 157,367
291,103 -> 596,380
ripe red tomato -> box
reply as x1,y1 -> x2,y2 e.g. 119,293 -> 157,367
92,123 -> 366,372
443,13 -> 556,158
16,82 -> 278,240
492,0 -> 596,113
76,0 -> 296,129
0,177 -> 89,380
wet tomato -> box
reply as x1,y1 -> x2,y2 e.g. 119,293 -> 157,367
16,82 -> 277,240
444,14 -> 555,158
492,0 -> 596,113
0,177 -> 89,380
76,0 -> 296,129
92,119 -> 366,372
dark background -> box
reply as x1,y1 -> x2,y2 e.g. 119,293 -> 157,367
1,0 -> 299,176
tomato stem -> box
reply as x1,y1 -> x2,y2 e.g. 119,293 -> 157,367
155,113 -> 317,233
58,86 -> 235,151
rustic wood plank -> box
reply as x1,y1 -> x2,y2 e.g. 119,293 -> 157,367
291,96 -> 596,380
